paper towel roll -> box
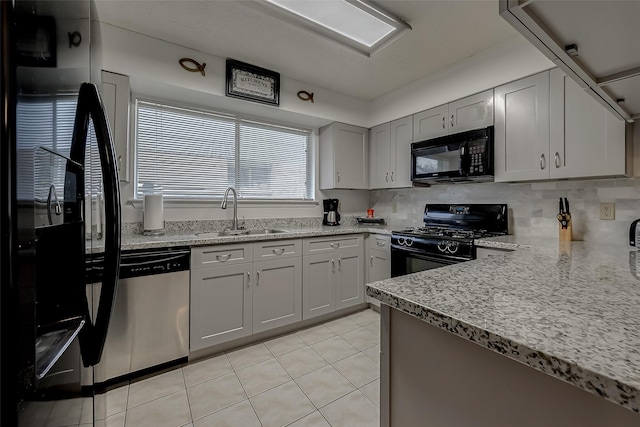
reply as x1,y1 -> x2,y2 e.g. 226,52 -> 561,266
143,194 -> 164,232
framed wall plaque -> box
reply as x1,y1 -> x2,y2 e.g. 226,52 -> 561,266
226,59 -> 280,106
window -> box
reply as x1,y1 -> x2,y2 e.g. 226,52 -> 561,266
135,99 -> 314,201
16,95 -> 101,202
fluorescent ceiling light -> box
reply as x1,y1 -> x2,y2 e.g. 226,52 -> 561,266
258,0 -> 411,56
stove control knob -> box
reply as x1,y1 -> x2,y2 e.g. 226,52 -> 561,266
398,237 -> 406,246
437,241 -> 448,252
405,238 -> 413,247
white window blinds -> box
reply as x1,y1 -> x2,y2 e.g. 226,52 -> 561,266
135,99 -> 313,200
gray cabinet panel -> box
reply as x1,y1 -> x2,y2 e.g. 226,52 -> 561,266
253,258 -> 302,333
335,250 -> 365,310
190,263 -> 252,351
302,253 -> 335,320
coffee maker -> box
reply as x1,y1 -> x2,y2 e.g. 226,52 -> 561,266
323,199 -> 340,226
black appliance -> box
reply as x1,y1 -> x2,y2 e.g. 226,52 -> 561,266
391,204 -> 508,277
323,198 -> 340,226
630,219 -> 640,247
1,1 -> 121,425
411,126 -> 494,184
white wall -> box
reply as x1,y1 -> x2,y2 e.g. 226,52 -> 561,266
94,23 -> 371,223
367,37 -> 554,127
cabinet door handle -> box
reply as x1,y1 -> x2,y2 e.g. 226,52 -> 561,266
450,114 -> 454,128
442,116 -> 445,129
338,258 -> 342,271
272,248 -> 285,255
216,254 -> 231,262
336,172 -> 340,182
247,272 -> 250,287
540,154 -> 546,170
331,259 -> 335,272
554,152 -> 561,168
390,171 -> 394,181
256,271 -> 260,286
385,172 -> 389,182
370,256 -> 374,267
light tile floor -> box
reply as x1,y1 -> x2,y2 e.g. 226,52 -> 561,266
96,308 -> 380,427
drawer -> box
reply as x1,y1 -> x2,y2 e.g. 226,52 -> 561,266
191,243 -> 253,269
254,239 -> 302,260
303,235 -> 363,255
367,234 -> 390,251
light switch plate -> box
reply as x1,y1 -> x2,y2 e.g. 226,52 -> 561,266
599,203 -> 615,220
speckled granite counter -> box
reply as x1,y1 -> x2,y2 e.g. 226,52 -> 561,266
366,236 -> 640,413
89,225 -> 393,253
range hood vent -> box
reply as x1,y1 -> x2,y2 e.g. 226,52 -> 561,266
500,0 -> 639,123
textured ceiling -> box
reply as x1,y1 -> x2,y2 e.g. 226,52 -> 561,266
94,0 -> 519,101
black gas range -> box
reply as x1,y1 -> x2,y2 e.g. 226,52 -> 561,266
391,204 -> 508,277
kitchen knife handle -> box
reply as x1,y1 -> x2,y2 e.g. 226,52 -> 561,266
564,197 -> 570,214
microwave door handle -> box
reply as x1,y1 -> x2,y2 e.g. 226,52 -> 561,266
76,83 -> 122,367
459,141 -> 469,175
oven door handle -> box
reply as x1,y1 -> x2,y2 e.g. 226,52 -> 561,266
391,245 -> 470,264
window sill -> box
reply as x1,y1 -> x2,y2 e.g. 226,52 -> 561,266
128,198 -> 319,209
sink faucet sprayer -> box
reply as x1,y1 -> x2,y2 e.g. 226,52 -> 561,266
221,187 -> 243,231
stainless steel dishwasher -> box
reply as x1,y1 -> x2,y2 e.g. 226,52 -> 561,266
87,247 -> 190,383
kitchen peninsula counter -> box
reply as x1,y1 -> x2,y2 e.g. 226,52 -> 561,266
366,236 -> 640,425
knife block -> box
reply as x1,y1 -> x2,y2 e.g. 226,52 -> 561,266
559,219 -> 573,241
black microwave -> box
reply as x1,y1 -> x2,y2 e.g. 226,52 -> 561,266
411,126 -> 494,184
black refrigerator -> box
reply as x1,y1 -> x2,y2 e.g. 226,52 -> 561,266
1,1 -> 121,425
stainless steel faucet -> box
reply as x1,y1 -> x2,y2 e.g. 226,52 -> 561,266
221,187 -> 242,231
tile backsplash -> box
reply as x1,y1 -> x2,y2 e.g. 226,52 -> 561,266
370,177 -> 640,245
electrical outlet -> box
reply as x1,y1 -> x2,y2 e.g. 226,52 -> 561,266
599,203 -> 615,220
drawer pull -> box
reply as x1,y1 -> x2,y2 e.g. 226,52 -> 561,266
376,240 -> 386,247
272,248 -> 285,255
330,242 -> 340,249
216,254 -> 232,262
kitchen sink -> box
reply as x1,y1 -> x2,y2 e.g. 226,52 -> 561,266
196,229 -> 288,238
246,229 -> 288,235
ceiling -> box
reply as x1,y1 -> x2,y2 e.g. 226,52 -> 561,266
93,0 -> 520,101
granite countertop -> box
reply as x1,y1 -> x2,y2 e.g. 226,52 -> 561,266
89,225 -> 393,253
366,236 -> 640,413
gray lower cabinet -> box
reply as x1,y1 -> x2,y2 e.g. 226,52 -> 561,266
335,247 -> 365,310
253,258 -> 302,333
365,234 -> 391,308
190,263 -> 252,351
190,240 -> 303,351
302,253 -> 336,319
302,235 -> 365,320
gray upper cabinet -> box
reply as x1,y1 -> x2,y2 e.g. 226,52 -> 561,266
319,122 -> 368,190
101,71 -> 130,182
500,0 -> 639,122
413,104 -> 448,142
549,69 -> 629,179
413,90 -> 494,143
494,71 -> 550,182
495,69 -> 629,183
369,123 -> 391,189
369,115 -> 413,189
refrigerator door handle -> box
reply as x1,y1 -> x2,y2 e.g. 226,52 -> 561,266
72,82 -> 121,367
